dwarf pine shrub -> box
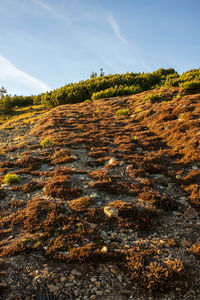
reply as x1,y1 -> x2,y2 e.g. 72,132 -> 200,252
116,109 -> 129,116
40,138 -> 54,148
3,173 -> 21,185
144,93 -> 162,103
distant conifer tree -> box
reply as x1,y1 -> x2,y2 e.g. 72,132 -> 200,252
0,86 -> 7,99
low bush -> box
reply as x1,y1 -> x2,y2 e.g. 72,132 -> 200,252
116,109 -> 130,116
3,173 -> 21,185
40,138 -> 55,148
144,93 -> 162,103
91,85 -> 142,100
179,80 -> 200,90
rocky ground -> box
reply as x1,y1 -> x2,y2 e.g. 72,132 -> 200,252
0,87 -> 199,299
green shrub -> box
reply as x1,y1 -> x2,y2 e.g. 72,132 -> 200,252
144,93 -> 162,103
116,109 -> 129,116
41,69 -> 175,108
135,108 -> 143,113
173,93 -> 182,100
40,138 -> 55,148
179,80 -> 200,90
91,85 -> 142,100
3,173 -> 21,185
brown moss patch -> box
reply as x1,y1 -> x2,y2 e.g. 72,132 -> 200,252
184,184 -> 200,207
22,181 -> 43,193
109,200 -> 157,231
187,243 -> 200,258
50,149 -> 75,165
69,196 -> 93,212
138,191 -> 178,211
11,197 -> 63,233
16,154 -> 48,170
44,175 -> 82,200
126,246 -> 185,292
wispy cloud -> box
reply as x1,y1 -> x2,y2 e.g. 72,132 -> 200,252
0,53 -> 50,93
32,0 -> 64,20
106,12 -> 128,45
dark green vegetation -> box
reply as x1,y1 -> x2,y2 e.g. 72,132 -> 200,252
1,68 -> 200,115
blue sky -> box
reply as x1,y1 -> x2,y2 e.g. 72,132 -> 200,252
0,0 -> 200,96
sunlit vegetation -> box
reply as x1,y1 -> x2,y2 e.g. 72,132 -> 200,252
1,68 -> 200,115
2,173 -> 21,185
144,93 -> 163,103
40,137 -> 55,148
116,108 -> 130,116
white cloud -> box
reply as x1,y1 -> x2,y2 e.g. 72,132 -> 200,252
32,0 -> 64,20
106,12 -> 128,45
0,53 -> 50,93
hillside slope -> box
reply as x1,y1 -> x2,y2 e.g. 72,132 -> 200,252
0,87 -> 199,299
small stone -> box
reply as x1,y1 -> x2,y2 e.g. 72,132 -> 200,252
173,211 -> 183,216
48,285 -> 60,293
118,274 -> 122,282
65,283 -> 74,287
104,206 -> 118,218
60,277 -> 67,283
90,192 -> 99,198
71,269 -> 81,276
184,207 -> 198,220
73,289 -> 79,296
96,291 -> 103,296
95,281 -> 101,288
69,274 -> 75,281
90,277 -> 96,282
110,267 -> 117,274
101,246 -> 108,253
89,223 -> 96,229
192,165 -> 199,170
107,157 -> 118,165
90,295 -> 96,300
126,164 -> 133,173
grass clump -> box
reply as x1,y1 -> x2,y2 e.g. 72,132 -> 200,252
3,173 -> 21,185
144,93 -> 162,103
40,138 -> 54,148
116,108 -> 129,116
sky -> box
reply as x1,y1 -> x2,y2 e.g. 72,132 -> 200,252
0,0 -> 200,96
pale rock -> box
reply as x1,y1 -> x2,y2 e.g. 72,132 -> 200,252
71,269 -> 81,276
96,291 -> 103,296
126,165 -> 133,173
101,246 -> 108,253
107,157 -> 118,165
60,277 -> 67,283
118,274 -> 122,282
184,207 -> 198,220
48,285 -> 60,293
65,282 -> 74,288
90,192 -> 99,198
104,206 -> 118,218
73,289 -> 79,296
192,165 -> 199,170
95,281 -> 101,288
